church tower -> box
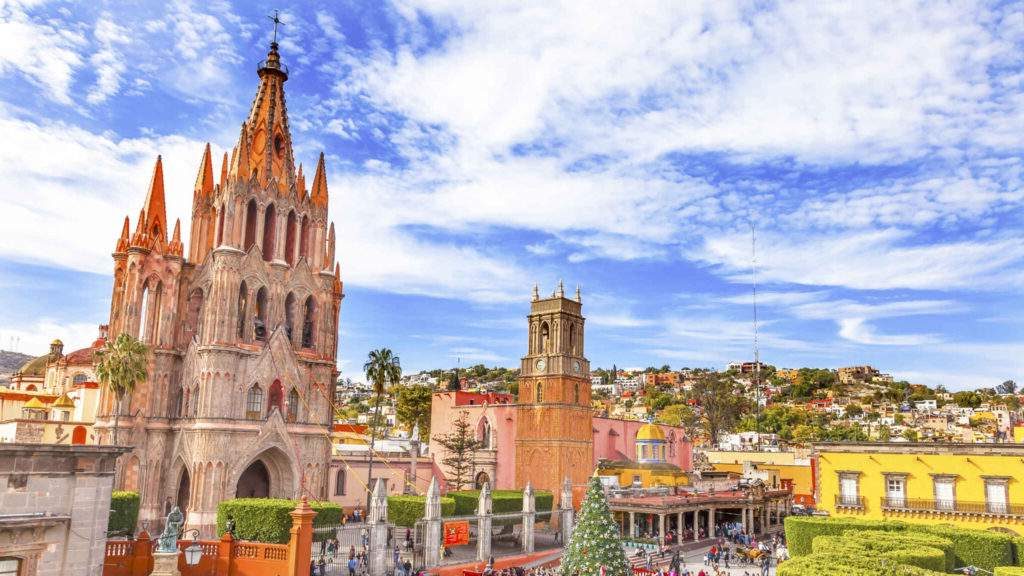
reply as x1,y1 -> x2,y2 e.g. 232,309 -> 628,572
514,282 -> 592,509
97,37 -> 343,534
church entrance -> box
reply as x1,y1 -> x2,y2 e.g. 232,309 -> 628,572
176,468 -> 191,513
236,460 -> 271,498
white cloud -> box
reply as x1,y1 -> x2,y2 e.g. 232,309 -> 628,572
837,318 -> 939,346
86,14 -> 130,105
0,318 -> 100,357
0,2 -> 85,103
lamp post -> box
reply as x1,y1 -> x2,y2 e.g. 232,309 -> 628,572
182,529 -> 203,567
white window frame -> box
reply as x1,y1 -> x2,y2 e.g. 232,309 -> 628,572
984,477 -> 1009,515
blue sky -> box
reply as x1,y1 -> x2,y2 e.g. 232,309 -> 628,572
0,0 -> 1022,389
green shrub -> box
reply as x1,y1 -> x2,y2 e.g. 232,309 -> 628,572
784,516 -> 906,556
811,535 -> 947,573
449,490 -> 554,516
917,524 -> 1014,572
387,495 -> 455,527
848,530 -> 955,571
107,491 -> 140,536
995,567 -> 1024,576
777,553 -> 945,576
215,498 -> 342,544
1013,537 -> 1024,566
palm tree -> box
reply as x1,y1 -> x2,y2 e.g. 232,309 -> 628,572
363,348 -> 401,510
95,333 -> 149,445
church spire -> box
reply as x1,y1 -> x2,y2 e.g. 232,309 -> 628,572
219,151 -> 228,188
310,152 -> 328,208
143,155 -> 167,242
116,216 -> 130,252
194,143 -> 214,199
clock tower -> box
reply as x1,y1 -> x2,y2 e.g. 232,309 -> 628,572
514,281 -> 593,509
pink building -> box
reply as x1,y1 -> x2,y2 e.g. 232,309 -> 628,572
428,391 -> 692,491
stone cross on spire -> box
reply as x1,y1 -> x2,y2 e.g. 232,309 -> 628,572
268,10 -> 284,45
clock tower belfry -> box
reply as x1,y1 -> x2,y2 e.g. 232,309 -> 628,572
514,281 -> 593,509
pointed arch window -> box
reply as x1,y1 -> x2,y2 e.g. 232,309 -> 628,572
574,382 -> 580,404
262,203 -> 276,261
138,283 -> 150,341
569,323 -> 577,355
237,282 -> 248,340
302,296 -> 315,348
216,207 -> 225,246
335,469 -> 346,496
536,381 -> 543,404
244,199 -> 258,250
176,385 -> 185,418
287,388 -> 299,422
299,215 -> 310,260
190,385 -> 199,417
254,287 -> 268,341
540,322 -> 550,354
245,384 -> 263,420
285,210 -> 297,266
284,292 -> 296,343
268,380 -> 284,414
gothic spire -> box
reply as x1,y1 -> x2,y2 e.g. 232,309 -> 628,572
229,122 -> 250,180
219,151 -> 228,188
143,155 -> 167,241
169,219 -> 183,257
116,216 -> 130,252
296,162 -> 306,198
310,152 -> 329,208
194,143 -> 214,199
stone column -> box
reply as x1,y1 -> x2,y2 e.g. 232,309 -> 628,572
287,497 -> 316,576
477,482 -> 492,562
658,514 -> 666,546
629,511 -> 636,538
676,512 -> 683,542
560,478 -> 575,545
709,507 -> 716,538
741,507 -> 748,533
424,477 -> 442,568
369,479 -> 389,576
692,510 -> 699,542
522,482 -> 536,554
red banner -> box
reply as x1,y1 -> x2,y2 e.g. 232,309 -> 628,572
443,521 -> 470,546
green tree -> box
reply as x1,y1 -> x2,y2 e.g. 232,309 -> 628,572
656,404 -> 697,429
561,476 -> 630,576
998,380 -> 1018,395
902,429 -> 919,442
791,424 -> 816,444
432,410 -> 482,490
845,404 -> 864,418
363,348 -> 402,507
690,372 -> 747,444
446,369 -> 461,391
393,384 -> 432,441
877,425 -> 892,442
94,332 -> 149,445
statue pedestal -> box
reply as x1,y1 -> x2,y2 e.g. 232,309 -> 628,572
151,551 -> 181,576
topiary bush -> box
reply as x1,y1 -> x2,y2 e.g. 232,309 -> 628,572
995,568 -> 1024,576
1013,537 -> 1024,566
917,524 -> 1014,573
449,489 -> 554,515
811,534 -> 948,573
107,491 -> 140,536
387,495 -> 455,527
784,515 -> 907,556
215,498 -> 342,543
777,553 -> 945,576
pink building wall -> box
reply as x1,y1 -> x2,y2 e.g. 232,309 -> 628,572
429,392 -> 693,490
591,417 -> 692,470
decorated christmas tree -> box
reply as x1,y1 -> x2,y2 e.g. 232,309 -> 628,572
561,476 -> 630,576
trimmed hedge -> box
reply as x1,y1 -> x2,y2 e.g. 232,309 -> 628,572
917,524 -> 1015,572
812,534 -> 948,573
1014,537 -> 1024,566
784,515 -> 906,556
215,498 -> 342,544
107,491 -> 140,536
387,495 -> 455,527
449,489 -> 554,516
996,568 -> 1024,576
777,553 -> 944,576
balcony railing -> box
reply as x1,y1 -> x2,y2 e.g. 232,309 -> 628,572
835,495 -> 865,509
879,497 -> 1024,517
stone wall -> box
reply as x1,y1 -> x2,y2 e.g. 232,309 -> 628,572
0,443 -> 130,576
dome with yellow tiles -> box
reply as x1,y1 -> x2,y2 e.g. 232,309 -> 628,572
23,397 -> 47,410
636,422 -> 665,441
52,394 -> 75,409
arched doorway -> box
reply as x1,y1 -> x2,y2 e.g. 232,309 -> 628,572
475,471 -> 490,489
236,460 -> 270,498
176,467 -> 191,513
71,426 -> 87,445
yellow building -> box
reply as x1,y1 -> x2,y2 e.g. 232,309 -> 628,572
597,422 -> 688,488
706,449 -> 816,506
816,442 -> 1024,535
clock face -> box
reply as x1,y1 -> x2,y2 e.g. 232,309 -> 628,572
536,359 -> 546,372
573,360 -> 581,374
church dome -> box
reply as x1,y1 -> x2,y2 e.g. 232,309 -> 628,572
23,397 -> 47,410
637,422 -> 665,441
53,394 -> 75,409
17,355 -> 48,377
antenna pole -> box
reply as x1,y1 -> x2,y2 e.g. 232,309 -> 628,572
751,220 -> 761,446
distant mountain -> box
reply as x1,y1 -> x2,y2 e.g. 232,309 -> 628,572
0,350 -> 34,386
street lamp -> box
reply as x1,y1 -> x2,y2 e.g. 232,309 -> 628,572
181,529 -> 203,566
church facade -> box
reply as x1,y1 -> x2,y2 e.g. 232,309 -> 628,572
93,41 -> 343,533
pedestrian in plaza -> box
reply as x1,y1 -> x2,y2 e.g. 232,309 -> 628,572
318,557 -> 326,576
348,557 -> 358,576
349,545 -> 356,560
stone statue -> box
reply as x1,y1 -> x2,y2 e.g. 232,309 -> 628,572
156,506 -> 184,552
